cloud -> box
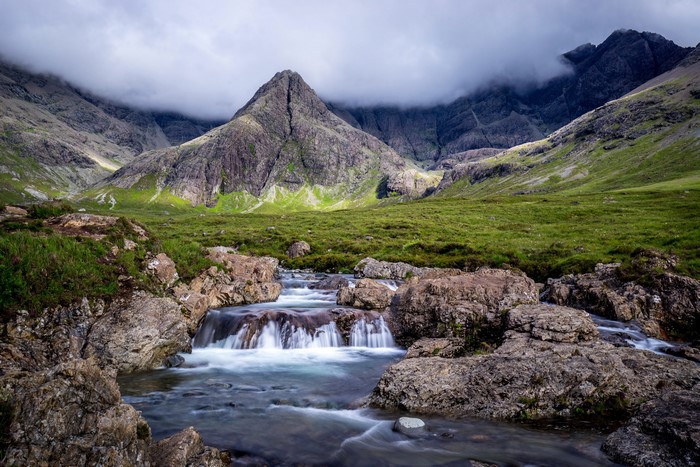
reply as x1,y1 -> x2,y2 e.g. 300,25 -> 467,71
0,0 -> 698,119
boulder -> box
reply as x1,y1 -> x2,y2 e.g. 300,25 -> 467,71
83,291 -> 191,373
354,257 -> 422,280
310,275 -> 349,290
390,268 -> 538,347
146,252 -> 179,288
151,426 -> 227,467
206,247 -> 278,282
393,417 -> 427,437
543,262 -> 700,340
602,389 -> 700,466
1,360 -> 152,465
370,304 -> 700,421
286,240 -> 311,258
337,279 -> 395,310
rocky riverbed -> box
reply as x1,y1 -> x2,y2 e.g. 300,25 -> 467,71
1,217 -> 699,465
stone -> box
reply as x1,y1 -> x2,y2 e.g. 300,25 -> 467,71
390,268 -> 538,347
150,426 -> 227,467
165,354 -> 185,368
393,417 -> 427,436
1,360 -> 152,465
310,275 -> 349,290
602,389 -> 700,466
354,257 -> 430,280
542,262 -> 700,340
287,240 -> 311,258
146,252 -> 179,288
83,291 -> 191,373
336,279 -> 395,310
369,304 -> 700,421
123,239 -> 138,250
206,247 -> 278,282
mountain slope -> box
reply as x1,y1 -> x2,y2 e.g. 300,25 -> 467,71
437,46 -> 700,197
331,30 -> 692,163
0,60 -> 223,203
97,71 -> 438,211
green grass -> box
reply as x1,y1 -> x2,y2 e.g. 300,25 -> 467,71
87,188 -> 699,281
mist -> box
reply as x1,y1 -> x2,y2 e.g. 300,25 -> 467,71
0,0 -> 698,119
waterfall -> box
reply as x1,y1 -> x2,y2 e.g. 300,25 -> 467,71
192,272 -> 398,350
350,316 -> 395,348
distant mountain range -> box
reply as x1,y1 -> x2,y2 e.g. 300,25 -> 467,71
330,29 -> 692,164
0,29 -> 697,209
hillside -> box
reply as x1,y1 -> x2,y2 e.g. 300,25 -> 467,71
331,30 -> 692,163
94,71 -> 438,212
0,60 -> 223,203
437,46 -> 700,197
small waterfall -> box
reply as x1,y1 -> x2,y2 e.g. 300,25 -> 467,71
350,316 -> 395,348
192,272 -> 398,350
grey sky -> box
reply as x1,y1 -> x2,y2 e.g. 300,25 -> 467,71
1,0 -> 698,119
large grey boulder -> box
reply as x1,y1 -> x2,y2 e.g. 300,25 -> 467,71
390,268 -> 539,347
354,257 -> 461,280
83,291 -> 191,373
370,304 -> 700,421
151,426 -> 227,467
286,240 -> 310,258
337,279 -> 395,310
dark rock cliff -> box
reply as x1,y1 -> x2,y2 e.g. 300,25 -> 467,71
331,30 -> 692,162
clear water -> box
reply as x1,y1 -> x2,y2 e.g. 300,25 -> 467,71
119,273 -> 616,466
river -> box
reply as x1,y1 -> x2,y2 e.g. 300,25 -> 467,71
119,273 -> 618,466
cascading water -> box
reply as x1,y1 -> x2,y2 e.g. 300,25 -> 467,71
118,272 -> 616,466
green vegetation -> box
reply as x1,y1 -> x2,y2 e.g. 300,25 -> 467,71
27,200 -> 74,219
90,188 -> 699,281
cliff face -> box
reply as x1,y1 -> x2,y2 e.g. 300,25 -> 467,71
331,30 -> 692,162
103,70 -> 436,208
0,60 -> 223,202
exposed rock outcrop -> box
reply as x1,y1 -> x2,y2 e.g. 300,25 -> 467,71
405,338 -> 466,359
602,388 -> 700,466
146,252 -> 179,288
309,275 -> 349,290
45,212 -> 148,240
1,360 -> 152,465
336,279 -> 395,310
542,262 -> 700,340
370,304 -> 700,421
390,268 -> 539,347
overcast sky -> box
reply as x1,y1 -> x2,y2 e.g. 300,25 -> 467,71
1,0 -> 698,119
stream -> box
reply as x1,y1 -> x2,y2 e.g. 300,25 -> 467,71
119,273 -> 620,466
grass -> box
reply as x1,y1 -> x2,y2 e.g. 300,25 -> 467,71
89,188 -> 699,281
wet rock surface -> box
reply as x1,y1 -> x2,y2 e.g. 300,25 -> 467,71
390,268 -> 539,347
336,278 -> 395,310
542,261 -> 700,340
405,338 -> 466,359
370,303 -> 700,421
354,256 -> 462,280
602,388 -> 700,467
309,274 -> 349,290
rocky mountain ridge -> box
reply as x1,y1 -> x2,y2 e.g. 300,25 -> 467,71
331,30 -> 692,163
0,59 -> 223,203
98,70 -> 437,210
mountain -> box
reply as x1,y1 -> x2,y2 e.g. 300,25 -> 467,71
330,30 -> 692,163
97,71 -> 437,211
0,60 -> 223,203
436,43 -> 700,197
